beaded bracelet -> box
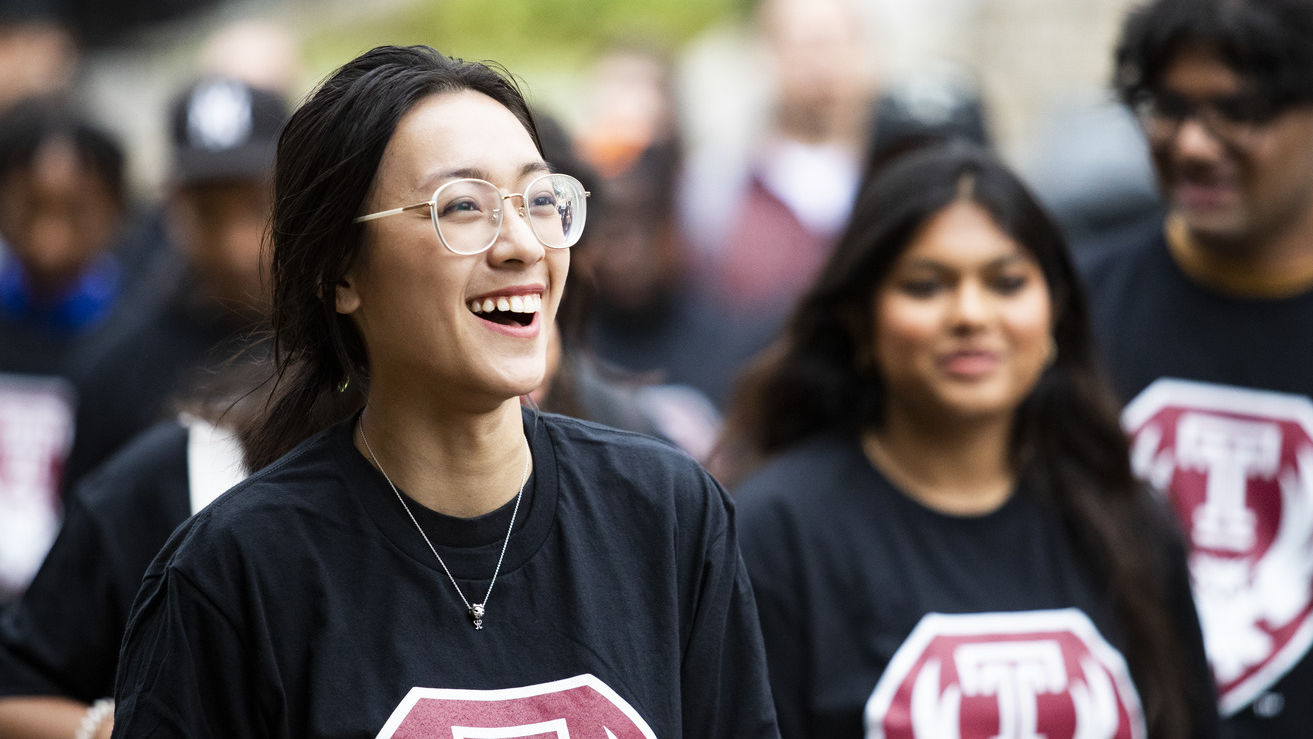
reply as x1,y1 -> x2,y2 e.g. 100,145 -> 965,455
74,698 -> 114,739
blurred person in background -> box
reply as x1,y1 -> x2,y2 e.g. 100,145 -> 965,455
572,142 -> 743,421
863,64 -> 992,179
0,29 -> 295,712
0,98 -> 128,604
0,8 -> 77,113
532,111 -> 722,460
0,365 -> 258,739
570,44 -> 756,410
0,99 -> 127,368
720,143 -> 1217,738
196,17 -> 302,101
107,15 -> 304,302
685,0 -> 878,335
58,75 -> 287,496
575,41 -> 679,182
1081,0 -> 1313,734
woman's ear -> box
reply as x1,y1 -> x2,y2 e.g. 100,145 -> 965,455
335,271 -> 361,315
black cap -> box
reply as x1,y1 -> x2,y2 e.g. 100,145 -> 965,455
867,73 -> 991,170
169,76 -> 288,185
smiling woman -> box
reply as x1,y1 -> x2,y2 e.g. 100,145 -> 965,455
716,142 -> 1219,739
109,45 -> 779,738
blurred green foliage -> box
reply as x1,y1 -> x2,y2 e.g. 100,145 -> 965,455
301,0 -> 742,113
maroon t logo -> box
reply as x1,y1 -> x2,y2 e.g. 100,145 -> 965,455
375,674 -> 657,739
1123,378 -> 1313,715
865,609 -> 1145,739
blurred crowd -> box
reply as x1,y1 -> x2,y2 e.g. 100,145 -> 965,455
2,0 -> 1313,736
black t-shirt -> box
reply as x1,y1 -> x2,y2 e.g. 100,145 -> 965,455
1080,230 -> 1313,737
734,432 -> 1217,739
1078,229 -> 1313,404
111,410 -> 779,738
0,421 -> 191,701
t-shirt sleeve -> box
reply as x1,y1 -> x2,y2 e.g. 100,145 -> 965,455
112,565 -> 272,738
679,471 -> 781,738
733,485 -> 810,739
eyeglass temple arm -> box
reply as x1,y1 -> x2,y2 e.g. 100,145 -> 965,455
353,201 -> 432,224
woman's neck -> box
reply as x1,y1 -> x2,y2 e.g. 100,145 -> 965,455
354,394 -> 529,518
861,415 -> 1015,516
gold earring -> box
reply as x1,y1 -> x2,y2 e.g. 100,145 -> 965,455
337,375 -> 350,393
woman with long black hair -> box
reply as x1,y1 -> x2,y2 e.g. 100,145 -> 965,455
719,143 -> 1217,738
111,45 -> 778,738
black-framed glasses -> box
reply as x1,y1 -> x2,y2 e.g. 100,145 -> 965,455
1132,90 -> 1282,148
354,172 -> 590,255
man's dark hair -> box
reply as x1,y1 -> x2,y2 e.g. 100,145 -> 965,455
1114,0 -> 1313,107
0,97 -> 126,211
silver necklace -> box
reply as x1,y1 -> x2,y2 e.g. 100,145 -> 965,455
359,417 -> 529,630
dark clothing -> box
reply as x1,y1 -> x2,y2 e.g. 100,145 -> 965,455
61,272 -> 260,495
1078,228 -> 1313,404
587,288 -> 768,411
0,251 -> 119,337
0,318 -> 84,377
543,354 -> 721,461
734,432 -> 1217,738
1079,228 -> 1313,737
0,248 -> 121,602
0,421 -> 191,702
113,411 -> 779,738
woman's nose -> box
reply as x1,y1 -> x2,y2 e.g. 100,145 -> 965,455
948,281 -> 990,328
488,201 -> 545,264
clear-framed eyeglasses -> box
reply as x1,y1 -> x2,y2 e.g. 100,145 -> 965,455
1131,89 -> 1283,149
354,172 -> 590,256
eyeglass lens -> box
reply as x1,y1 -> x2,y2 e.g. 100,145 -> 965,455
432,174 -> 586,255
1135,92 -> 1276,145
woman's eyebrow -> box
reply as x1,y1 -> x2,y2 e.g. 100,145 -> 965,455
520,161 -> 551,178
417,162 -> 550,193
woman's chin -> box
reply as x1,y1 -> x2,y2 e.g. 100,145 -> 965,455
499,366 -> 548,403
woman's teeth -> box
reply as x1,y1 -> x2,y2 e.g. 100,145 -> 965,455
468,294 -> 543,315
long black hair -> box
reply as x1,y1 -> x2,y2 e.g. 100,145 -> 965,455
240,45 -> 542,471
719,142 -> 1195,737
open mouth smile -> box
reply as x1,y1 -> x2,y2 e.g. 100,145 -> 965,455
467,293 -> 543,328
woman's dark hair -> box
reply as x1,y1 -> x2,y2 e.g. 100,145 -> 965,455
1114,0 -> 1313,107
0,96 -> 127,211
240,45 -> 542,470
718,142 -> 1195,738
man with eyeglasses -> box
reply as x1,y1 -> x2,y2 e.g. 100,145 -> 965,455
1078,0 -> 1313,736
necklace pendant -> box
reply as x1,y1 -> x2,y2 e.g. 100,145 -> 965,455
469,603 -> 485,630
